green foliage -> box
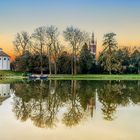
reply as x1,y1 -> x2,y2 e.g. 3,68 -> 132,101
130,50 -> 140,74
12,28 -> 140,75
12,51 -> 49,73
56,51 -> 72,74
100,33 -> 122,74
0,70 -> 23,77
79,43 -> 94,74
115,48 -> 130,73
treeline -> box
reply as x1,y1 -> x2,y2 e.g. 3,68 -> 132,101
11,26 -> 140,74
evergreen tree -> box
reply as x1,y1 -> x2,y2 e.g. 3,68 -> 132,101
101,33 -> 122,74
79,43 -> 93,74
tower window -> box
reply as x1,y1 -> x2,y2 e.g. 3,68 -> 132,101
4,58 -> 6,60
0,58 -> 1,60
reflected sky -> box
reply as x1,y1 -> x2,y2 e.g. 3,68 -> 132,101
0,80 -> 140,140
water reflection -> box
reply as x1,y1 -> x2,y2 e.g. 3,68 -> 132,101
0,84 -> 13,105
6,80 -> 140,128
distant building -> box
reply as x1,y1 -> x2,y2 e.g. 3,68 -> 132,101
89,33 -> 97,62
0,84 -> 11,105
0,48 -> 10,70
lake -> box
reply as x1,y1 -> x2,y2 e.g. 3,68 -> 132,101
0,80 -> 140,140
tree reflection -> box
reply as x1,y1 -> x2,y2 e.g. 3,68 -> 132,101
98,81 -> 140,121
30,81 -> 61,128
78,81 -> 96,118
13,97 -> 31,122
11,80 -> 140,128
12,81 -> 59,128
62,80 -> 84,127
98,82 -> 122,121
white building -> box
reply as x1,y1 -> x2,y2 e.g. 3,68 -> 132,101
0,48 -> 10,70
0,84 -> 11,105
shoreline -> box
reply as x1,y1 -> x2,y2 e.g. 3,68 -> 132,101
0,74 -> 140,81
48,74 -> 140,80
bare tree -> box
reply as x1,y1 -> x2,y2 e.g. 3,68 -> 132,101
46,26 -> 61,75
52,42 -> 63,74
31,27 -> 47,75
63,26 -> 89,74
13,31 -> 30,55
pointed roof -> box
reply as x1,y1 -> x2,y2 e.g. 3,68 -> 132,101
91,32 -> 95,43
0,48 -> 10,57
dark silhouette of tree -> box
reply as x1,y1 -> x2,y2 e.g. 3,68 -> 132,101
46,26 -> 62,75
31,27 -> 48,75
130,50 -> 140,74
57,51 -> 72,74
63,26 -> 89,75
79,43 -> 94,74
13,31 -> 31,55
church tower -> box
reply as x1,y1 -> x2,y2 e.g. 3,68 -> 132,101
89,33 -> 97,62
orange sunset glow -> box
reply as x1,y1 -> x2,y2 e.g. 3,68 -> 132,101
0,33 -> 140,61
0,0 -> 140,60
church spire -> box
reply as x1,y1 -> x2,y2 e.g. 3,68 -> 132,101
91,32 -> 95,44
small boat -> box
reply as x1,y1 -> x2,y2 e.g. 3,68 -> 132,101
28,74 -> 48,81
40,75 -> 48,80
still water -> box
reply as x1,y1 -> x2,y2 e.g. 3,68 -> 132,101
0,80 -> 140,140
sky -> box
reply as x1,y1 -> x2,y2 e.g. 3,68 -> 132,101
0,0 -> 140,58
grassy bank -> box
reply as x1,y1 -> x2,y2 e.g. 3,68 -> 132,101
0,70 -> 24,79
0,78 -> 25,84
49,74 -> 140,80
0,71 -> 140,80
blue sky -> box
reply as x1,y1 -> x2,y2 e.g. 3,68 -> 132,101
0,0 -> 140,53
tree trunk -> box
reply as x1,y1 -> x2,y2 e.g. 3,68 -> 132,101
74,55 -> 77,75
48,47 -> 52,75
40,44 -> 43,76
74,49 -> 77,75
71,47 -> 74,75
54,62 -> 57,75
71,57 -> 74,75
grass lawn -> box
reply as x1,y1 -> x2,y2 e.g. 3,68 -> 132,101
0,78 -> 24,84
0,70 -> 23,78
0,71 -> 140,80
49,74 -> 140,80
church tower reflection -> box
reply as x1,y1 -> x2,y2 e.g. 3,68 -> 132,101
87,89 -> 97,118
